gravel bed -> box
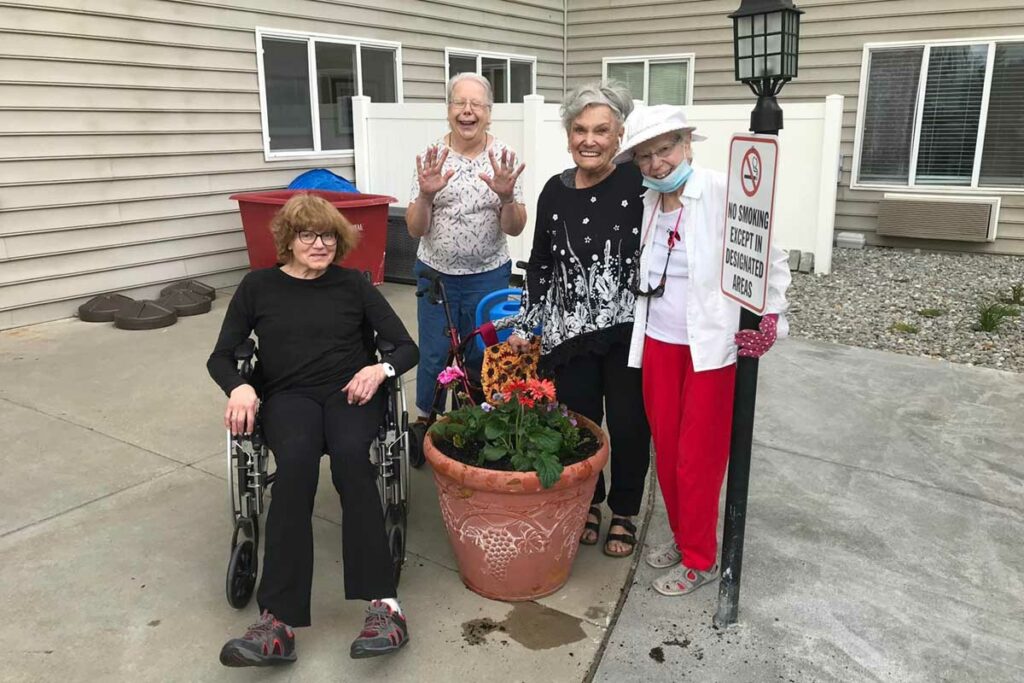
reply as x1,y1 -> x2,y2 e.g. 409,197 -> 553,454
786,247 -> 1024,373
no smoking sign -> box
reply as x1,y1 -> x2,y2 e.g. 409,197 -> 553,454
741,148 -> 761,197
721,135 -> 778,314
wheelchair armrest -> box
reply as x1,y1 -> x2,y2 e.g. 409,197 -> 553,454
233,338 -> 257,362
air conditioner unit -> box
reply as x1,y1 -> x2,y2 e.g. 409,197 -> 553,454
877,194 -> 1000,242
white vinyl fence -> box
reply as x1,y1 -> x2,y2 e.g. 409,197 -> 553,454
352,93 -> 843,274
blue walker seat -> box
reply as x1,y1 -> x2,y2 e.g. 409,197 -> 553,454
475,288 -> 524,351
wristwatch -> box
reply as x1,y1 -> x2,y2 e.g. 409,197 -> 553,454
381,362 -> 397,378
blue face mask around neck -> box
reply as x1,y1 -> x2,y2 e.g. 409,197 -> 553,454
641,160 -> 693,193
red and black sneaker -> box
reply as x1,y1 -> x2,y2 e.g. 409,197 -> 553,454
350,600 -> 409,659
219,610 -> 296,668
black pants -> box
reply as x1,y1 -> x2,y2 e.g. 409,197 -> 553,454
256,383 -> 395,628
552,343 -> 651,517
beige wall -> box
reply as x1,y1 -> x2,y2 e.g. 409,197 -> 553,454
567,0 -> 1024,256
4,0 -> 1022,329
0,0 -> 565,329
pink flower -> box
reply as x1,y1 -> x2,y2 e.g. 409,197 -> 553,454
437,365 -> 466,386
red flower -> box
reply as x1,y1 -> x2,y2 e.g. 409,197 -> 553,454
526,379 -> 556,402
501,379 -> 530,403
518,395 -> 536,409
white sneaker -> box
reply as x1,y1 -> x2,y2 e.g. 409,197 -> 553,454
644,539 -> 682,569
652,563 -> 719,597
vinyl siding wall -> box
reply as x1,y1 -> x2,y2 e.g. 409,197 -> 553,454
0,0 -> 564,329
567,0 -> 1024,256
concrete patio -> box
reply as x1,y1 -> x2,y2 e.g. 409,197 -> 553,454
1,282 -> 1022,682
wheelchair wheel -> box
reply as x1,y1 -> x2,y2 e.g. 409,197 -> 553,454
226,539 -> 258,609
408,421 -> 427,468
384,502 -> 407,587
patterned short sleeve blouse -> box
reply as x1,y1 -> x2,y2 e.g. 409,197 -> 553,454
497,162 -> 645,370
409,135 -> 525,275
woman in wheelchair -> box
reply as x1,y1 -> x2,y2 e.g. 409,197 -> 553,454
207,194 -> 418,666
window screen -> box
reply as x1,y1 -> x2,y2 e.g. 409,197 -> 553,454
980,42 -> 1024,187
858,47 -> 923,184
264,38 -> 313,151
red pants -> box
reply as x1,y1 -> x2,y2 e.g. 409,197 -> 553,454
642,336 -> 735,571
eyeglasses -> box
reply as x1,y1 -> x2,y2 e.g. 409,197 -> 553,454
296,230 -> 338,246
631,248 -> 668,298
448,99 -> 490,112
631,206 -> 683,299
634,140 -> 683,169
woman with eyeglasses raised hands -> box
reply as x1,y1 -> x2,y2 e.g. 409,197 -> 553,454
617,105 -> 790,598
405,72 -> 527,422
208,193 -> 418,666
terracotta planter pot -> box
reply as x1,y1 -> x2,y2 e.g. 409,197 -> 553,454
424,414 -> 609,601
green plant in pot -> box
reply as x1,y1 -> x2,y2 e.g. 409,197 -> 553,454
424,367 -> 609,601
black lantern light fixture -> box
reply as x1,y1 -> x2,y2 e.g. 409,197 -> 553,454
729,0 -> 804,134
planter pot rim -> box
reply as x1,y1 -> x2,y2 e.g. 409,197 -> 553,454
424,412 -> 609,494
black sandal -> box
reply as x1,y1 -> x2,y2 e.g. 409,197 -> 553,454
603,517 -> 637,558
580,506 -> 601,546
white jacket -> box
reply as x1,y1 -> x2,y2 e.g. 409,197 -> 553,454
626,163 -> 791,372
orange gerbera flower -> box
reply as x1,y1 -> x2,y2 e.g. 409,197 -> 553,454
526,379 -> 556,402
501,379 -> 530,403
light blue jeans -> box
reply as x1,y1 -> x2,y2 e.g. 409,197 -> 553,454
414,259 -> 512,414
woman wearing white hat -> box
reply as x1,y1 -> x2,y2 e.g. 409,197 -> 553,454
618,105 -> 790,596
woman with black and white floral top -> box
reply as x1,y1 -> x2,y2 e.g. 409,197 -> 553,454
406,73 -> 527,421
499,81 -> 651,559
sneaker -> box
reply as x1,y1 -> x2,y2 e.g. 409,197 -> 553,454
350,600 -> 409,659
219,609 -> 296,667
645,539 -> 682,569
652,563 -> 719,597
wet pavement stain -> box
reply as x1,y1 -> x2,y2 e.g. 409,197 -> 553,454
649,646 -> 665,663
584,605 -> 608,621
461,602 -> 586,650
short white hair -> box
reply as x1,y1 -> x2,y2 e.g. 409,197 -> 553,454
447,72 -> 494,105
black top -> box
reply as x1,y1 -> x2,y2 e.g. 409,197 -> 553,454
497,162 -> 645,370
207,266 -> 418,397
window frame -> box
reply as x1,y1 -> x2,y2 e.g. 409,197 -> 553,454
443,47 -> 537,103
256,27 -> 404,161
601,53 -> 696,105
851,35 -> 1024,195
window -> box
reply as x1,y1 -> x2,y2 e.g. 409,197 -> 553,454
257,28 -> 402,157
444,49 -> 535,103
603,55 -> 694,105
854,38 -> 1024,190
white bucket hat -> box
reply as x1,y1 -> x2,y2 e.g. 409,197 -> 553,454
615,104 -> 706,164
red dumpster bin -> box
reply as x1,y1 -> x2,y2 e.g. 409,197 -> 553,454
229,190 -> 397,285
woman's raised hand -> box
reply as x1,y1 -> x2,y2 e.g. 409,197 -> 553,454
416,145 -> 454,198
225,384 -> 258,435
343,364 -> 386,405
480,148 -> 525,203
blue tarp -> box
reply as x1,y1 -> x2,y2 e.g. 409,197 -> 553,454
287,169 -> 359,193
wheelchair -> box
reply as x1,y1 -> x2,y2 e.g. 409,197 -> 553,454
224,336 -> 412,609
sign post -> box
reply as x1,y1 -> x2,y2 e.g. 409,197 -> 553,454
714,134 -> 778,628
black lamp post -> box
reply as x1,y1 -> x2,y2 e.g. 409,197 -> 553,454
729,0 -> 804,134
714,0 -> 802,630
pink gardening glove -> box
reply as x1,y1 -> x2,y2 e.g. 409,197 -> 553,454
735,313 -> 778,359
